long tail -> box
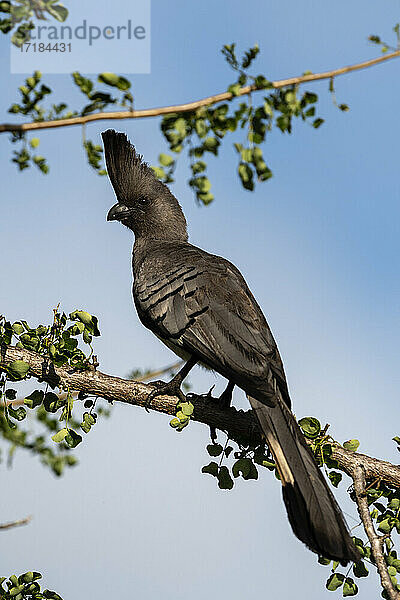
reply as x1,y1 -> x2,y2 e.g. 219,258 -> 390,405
248,395 -> 359,565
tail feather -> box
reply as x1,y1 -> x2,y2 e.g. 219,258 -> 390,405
248,395 -> 359,565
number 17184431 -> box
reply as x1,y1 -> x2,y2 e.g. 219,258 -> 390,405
20,43 -> 72,52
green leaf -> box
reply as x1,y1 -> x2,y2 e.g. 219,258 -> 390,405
24,389 -> 44,409
343,439 -> 360,452
72,72 -> 93,96
343,577 -> 358,597
261,459 -> 276,469
313,118 -> 324,129
8,360 -> 30,380
298,416 -> 321,438
217,465 -> 234,490
30,138 -> 40,148
70,310 -> 100,336
368,35 -> 381,44
175,411 -> 189,424
11,322 -> 24,336
83,330 -> 92,344
8,405 -> 26,421
254,75 -> 272,89
197,192 -> 214,205
5,388 -> 16,400
328,471 -> 342,487
227,83 -> 241,96
203,137 -> 219,154
392,559 -> 400,572
207,443 -> 223,457
238,162 -> 254,190
46,4 -> 68,22
51,428 -> 68,443
80,411 -> 96,433
98,73 -> 131,90
202,461 -> 219,476
232,458 -> 251,478
196,176 -> 211,192
353,561 -> 369,578
151,166 -> 166,180
191,160 -> 206,174
65,428 -> 82,448
389,498 -> 400,510
70,310 -> 92,325
241,44 -> 259,69
158,153 -> 174,167
178,401 -> 194,417
326,573 -> 344,591
18,572 -> 42,584
9,584 -> 24,596
378,518 -> 392,534
44,391 -> 60,413
43,590 -> 63,600
195,119 -> 208,137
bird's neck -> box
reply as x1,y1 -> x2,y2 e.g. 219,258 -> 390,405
132,235 -> 188,272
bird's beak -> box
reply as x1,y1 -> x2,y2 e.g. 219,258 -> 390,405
107,203 -> 131,222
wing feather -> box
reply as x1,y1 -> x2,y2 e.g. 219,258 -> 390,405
134,242 -> 290,406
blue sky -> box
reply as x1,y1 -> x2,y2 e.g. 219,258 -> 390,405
0,1 -> 399,598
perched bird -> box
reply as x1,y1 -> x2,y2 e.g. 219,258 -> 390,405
102,128 -> 359,565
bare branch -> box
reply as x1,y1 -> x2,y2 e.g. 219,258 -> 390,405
0,515 -> 32,531
332,446 -> 400,488
135,360 -> 183,382
0,51 -> 398,134
353,465 -> 400,600
6,359 -> 184,407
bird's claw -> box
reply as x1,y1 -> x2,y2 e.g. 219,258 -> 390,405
145,379 -> 186,412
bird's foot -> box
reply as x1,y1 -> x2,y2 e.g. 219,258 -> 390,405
145,375 -> 186,411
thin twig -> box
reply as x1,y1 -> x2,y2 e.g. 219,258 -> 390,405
135,361 -> 183,382
0,515 -> 32,530
352,464 -> 399,600
0,51 -> 398,134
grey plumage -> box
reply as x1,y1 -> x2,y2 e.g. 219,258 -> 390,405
102,129 -> 359,565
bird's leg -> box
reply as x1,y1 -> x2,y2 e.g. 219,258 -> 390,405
217,380 -> 235,408
145,356 -> 197,410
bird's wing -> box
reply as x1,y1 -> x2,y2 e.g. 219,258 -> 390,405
134,243 -> 290,406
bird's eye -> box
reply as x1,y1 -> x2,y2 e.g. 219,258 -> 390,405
137,196 -> 148,205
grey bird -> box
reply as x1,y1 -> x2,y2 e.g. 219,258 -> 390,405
102,129 -> 359,565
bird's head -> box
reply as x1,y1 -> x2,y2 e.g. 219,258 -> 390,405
102,129 -> 188,241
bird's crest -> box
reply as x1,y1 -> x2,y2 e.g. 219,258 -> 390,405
101,129 -> 157,203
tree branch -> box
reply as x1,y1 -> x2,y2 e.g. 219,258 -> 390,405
0,51 -> 398,134
353,465 -> 400,600
1,345 -> 400,490
6,359 -> 184,407
0,515 -> 32,531
135,360 -> 183,382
